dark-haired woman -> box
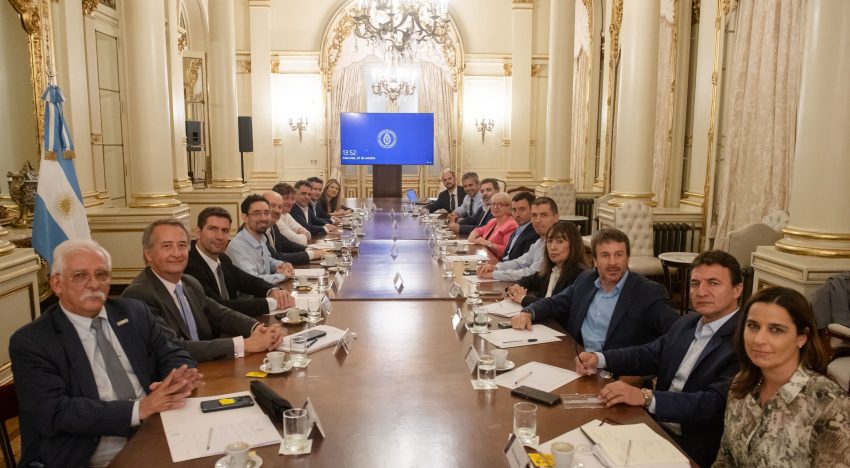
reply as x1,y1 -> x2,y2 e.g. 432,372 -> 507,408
506,221 -> 587,307
319,179 -> 351,217
713,287 -> 850,467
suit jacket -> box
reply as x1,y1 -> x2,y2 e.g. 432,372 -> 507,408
527,269 -> 679,351
502,223 -> 539,261
122,267 -> 258,361
10,299 -> 195,468
425,186 -> 465,213
472,218 -> 518,258
517,264 -> 586,307
185,243 -> 274,316
310,200 -> 332,224
602,312 -> 740,467
458,206 -> 493,235
290,203 -> 327,236
267,224 -> 310,265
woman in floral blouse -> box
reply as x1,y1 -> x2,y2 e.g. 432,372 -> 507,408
713,287 -> 850,467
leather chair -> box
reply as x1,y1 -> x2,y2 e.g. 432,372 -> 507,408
826,323 -> 850,393
613,201 -> 663,276
0,382 -> 18,468
544,182 -> 576,216
725,222 -> 783,303
582,193 -> 613,249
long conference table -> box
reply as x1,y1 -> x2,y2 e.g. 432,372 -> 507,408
111,199 -> 692,467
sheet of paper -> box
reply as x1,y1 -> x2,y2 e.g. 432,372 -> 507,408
463,274 -> 499,283
493,361 -> 579,392
278,325 -> 346,353
534,422 -> 605,468
161,391 -> 281,463
444,253 -> 488,262
580,421 -> 690,467
308,241 -> 337,250
477,299 -> 523,317
480,324 -> 565,348
292,268 -> 326,277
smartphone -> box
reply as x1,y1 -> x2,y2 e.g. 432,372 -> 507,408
300,329 -> 327,341
511,386 -> 561,406
497,321 -> 512,329
200,395 -> 254,413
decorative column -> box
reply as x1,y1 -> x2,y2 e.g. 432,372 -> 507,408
166,0 -> 190,191
122,0 -> 181,208
508,0 -> 533,184
207,0 -> 245,188
607,0 -> 660,207
539,0 -> 575,191
248,0 -> 277,190
753,0 -> 850,296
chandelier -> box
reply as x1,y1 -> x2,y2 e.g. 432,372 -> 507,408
371,73 -> 416,102
353,0 -> 450,61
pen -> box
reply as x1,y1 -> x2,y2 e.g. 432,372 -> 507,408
501,339 -> 538,344
514,371 -> 533,386
206,426 -> 213,451
306,337 -> 319,348
625,439 -> 632,466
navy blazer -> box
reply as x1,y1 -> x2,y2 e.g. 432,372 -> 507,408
502,223 -> 539,261
310,200 -> 332,225
267,224 -> 310,265
425,186 -> 465,213
290,203 -> 327,236
527,269 -> 679,351
10,299 -> 196,468
185,243 -> 274,316
458,207 -> 493,235
602,311 -> 740,467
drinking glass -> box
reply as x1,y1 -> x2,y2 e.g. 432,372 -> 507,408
306,296 -> 322,323
290,335 -> 308,366
283,408 -> 309,453
513,402 -> 537,444
466,281 -> 482,305
341,248 -> 353,266
317,272 -> 330,291
473,309 -> 489,331
477,355 -> 496,389
441,256 -> 455,278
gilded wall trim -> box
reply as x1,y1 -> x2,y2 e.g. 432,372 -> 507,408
237,59 -> 251,74
9,0 -> 50,155
603,0 -> 624,192
319,14 -> 356,90
82,0 -> 97,16
503,63 -> 513,77
701,0 -> 724,239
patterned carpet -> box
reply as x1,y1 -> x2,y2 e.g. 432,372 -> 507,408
0,417 -> 21,468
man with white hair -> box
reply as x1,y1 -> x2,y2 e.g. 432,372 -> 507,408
10,239 -> 202,468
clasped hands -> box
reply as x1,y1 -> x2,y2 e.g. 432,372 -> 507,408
139,364 -> 204,420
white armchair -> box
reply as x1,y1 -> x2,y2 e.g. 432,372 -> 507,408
762,209 -> 790,232
582,193 -> 613,249
544,183 -> 576,216
614,201 -> 663,276
827,323 -> 850,392
725,223 -> 784,269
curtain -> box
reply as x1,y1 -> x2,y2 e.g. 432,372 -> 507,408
570,0 -> 591,191
651,0 -> 676,206
419,61 -> 455,171
714,0 -> 806,247
329,62 -> 363,182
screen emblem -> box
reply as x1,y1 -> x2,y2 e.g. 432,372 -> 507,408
377,129 -> 398,149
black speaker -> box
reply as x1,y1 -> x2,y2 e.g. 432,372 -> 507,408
238,116 -> 253,153
186,120 -> 202,149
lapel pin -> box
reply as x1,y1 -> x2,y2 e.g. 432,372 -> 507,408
117,318 -> 129,326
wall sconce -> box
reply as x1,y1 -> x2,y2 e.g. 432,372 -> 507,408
474,117 -> 494,142
288,116 -> 308,141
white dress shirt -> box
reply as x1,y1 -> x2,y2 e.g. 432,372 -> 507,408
277,214 -> 310,245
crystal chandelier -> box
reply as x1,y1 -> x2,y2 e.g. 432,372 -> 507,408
353,0 -> 450,61
371,73 -> 416,102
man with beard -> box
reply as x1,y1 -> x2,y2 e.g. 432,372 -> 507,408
423,169 -> 465,213
226,194 -> 294,284
512,228 -> 679,352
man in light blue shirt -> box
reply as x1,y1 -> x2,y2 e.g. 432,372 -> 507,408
477,197 -> 559,281
575,250 -> 743,467
447,172 -> 482,221
226,194 -> 294,284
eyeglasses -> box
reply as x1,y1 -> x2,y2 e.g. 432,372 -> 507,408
492,202 -> 510,207
66,270 -> 111,285
248,210 -> 271,217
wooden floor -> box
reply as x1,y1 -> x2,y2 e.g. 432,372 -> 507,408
1,417 -> 21,468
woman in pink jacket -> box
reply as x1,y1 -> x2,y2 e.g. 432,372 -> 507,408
468,192 -> 518,258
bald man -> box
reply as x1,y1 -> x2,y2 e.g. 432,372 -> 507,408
423,169 -> 465,213
261,190 -> 324,265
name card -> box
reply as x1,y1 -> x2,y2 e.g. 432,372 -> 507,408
303,397 -> 326,439
334,271 -> 343,286
504,433 -> 531,468
448,282 -> 462,298
393,272 -> 404,292
333,327 -> 355,356
451,308 -> 463,330
320,295 -> 333,315
464,345 -> 480,374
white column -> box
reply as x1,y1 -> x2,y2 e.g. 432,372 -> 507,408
509,1 -> 533,178
609,0 -> 661,206
248,0 -> 277,189
123,0 -> 180,207
166,0 -> 190,191
207,0 -> 245,188
540,0 -> 575,187
775,0 -> 850,257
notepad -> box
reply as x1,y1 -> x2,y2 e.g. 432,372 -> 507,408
476,299 -> 523,317
580,420 -> 690,467
278,325 -> 347,353
493,361 -> 579,392
480,324 -> 564,348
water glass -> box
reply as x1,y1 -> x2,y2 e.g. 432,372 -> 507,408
473,309 -> 489,331
513,402 -> 537,444
341,248 -> 353,266
290,335 -> 308,366
441,257 -> 455,278
317,272 -> 330,291
306,296 -> 322,323
283,408 -> 309,453
477,355 -> 497,389
466,281 -> 482,305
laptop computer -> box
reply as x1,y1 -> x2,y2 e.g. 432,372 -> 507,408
405,189 -> 428,205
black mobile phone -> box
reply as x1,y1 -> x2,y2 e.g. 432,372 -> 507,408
497,321 -> 512,329
300,329 -> 327,341
200,395 -> 255,413
511,386 -> 561,406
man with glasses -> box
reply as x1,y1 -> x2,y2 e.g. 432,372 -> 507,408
11,239 -> 202,468
226,194 -> 295,284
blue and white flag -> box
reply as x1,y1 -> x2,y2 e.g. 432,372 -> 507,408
32,84 -> 90,267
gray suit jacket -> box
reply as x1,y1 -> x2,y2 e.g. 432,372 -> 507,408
122,267 -> 258,361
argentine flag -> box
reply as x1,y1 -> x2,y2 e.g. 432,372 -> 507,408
32,85 -> 91,267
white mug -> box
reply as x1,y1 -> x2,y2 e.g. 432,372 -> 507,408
325,253 -> 338,266
224,441 -> 250,467
263,351 -> 287,372
491,349 -> 508,368
551,441 -> 575,468
286,308 -> 301,321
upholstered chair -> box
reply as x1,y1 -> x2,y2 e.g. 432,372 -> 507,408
761,209 -> 790,232
613,201 -> 663,276
724,222 -> 784,302
545,182 -> 576,216
826,323 -> 850,392
582,193 -> 613,249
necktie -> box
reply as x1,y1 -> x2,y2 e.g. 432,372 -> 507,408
477,208 -> 489,227
504,230 -> 519,259
215,263 -> 230,300
174,283 -> 200,341
266,229 -> 276,250
91,317 -> 137,401
450,193 -> 456,211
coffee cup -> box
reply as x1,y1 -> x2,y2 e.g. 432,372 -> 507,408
491,349 -> 508,368
325,253 -> 338,266
224,441 -> 250,467
263,351 -> 287,372
551,441 -> 575,468
297,274 -> 308,286
286,308 -> 301,321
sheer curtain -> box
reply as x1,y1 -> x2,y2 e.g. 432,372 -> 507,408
419,61 -> 455,170
329,62 -> 363,181
714,0 -> 806,247
570,0 -> 591,190
652,0 -> 676,205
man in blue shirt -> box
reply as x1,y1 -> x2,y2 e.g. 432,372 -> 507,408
511,228 -> 678,351
226,194 -> 294,284
446,171 -> 482,223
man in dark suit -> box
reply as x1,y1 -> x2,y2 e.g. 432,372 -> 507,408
307,176 -> 337,224
423,169 -> 465,213
502,191 -> 539,260
576,250 -> 743,467
451,177 -> 500,235
185,206 -> 294,317
10,239 -> 202,468
123,219 -> 284,362
261,190 -> 324,265
512,228 -> 678,351
291,179 -> 339,235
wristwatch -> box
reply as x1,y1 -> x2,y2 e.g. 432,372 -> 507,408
641,388 -> 654,408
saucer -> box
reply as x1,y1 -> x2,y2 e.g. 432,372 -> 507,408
320,261 -> 340,268
259,361 -> 292,374
496,360 -> 516,372
280,316 -> 304,325
215,453 -> 262,468
326,266 -> 346,273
